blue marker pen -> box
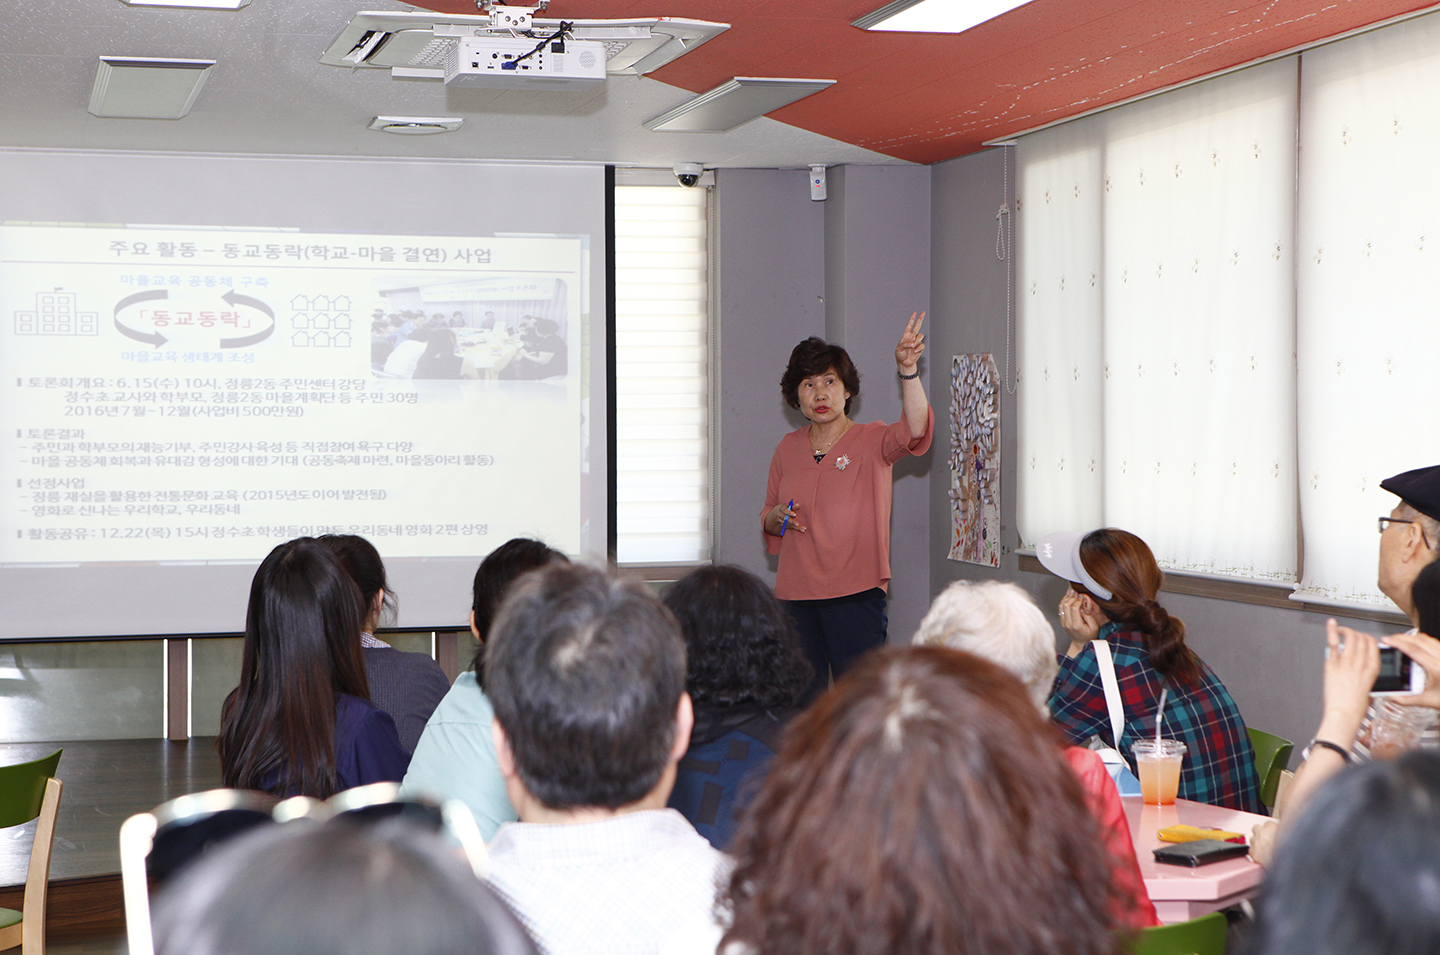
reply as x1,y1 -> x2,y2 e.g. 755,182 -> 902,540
780,499 -> 794,536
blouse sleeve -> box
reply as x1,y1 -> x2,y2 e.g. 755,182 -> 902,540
1049,645 -> 1112,747
880,405 -> 934,464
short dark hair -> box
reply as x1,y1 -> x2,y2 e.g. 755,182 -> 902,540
153,820 -> 538,955
779,337 -> 861,415
664,565 -> 811,710
1244,752 -> 1440,955
317,534 -> 393,629
469,538 -> 568,674
722,647 -> 1123,955
485,563 -> 687,811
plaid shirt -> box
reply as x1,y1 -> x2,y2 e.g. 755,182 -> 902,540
1049,624 -> 1263,814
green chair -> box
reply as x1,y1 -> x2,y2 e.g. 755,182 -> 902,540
0,750 -> 63,955
1248,727 -> 1294,811
1129,911 -> 1227,955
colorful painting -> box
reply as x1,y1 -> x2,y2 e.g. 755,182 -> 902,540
948,354 -> 1001,566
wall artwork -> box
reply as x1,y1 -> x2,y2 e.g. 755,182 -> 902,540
948,353 -> 1001,566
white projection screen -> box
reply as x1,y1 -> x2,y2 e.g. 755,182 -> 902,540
0,149 -> 607,639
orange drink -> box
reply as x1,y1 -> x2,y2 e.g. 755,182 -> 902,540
1133,739 -> 1186,805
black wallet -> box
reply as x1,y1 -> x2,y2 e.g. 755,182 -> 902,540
1153,839 -> 1250,867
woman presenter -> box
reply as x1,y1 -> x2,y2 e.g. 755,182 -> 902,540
762,313 -> 933,696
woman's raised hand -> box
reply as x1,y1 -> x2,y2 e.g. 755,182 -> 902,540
1059,590 -> 1102,651
895,311 -> 926,373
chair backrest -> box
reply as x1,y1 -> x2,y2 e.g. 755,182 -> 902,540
1247,728 -> 1295,810
1129,911 -> 1227,955
0,750 -> 62,828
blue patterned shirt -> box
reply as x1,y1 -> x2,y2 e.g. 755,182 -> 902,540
1049,623 -> 1263,814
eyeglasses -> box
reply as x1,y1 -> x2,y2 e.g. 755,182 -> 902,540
1378,516 -> 1432,550
119,783 -> 487,955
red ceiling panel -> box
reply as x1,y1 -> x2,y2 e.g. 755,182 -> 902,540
414,0 -> 1440,163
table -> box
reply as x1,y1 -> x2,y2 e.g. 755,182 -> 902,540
1123,795 -> 1270,924
456,329 -> 522,378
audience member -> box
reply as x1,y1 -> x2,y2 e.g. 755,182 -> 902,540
317,534 -> 450,754
1040,527 -> 1262,811
1270,465 -> 1440,834
721,646 -> 1124,955
414,329 -> 478,380
1242,751 -> 1440,955
913,579 -> 1160,929
152,819 -> 538,955
511,319 -> 566,379
217,538 -> 408,798
484,563 -> 726,955
662,565 -> 812,849
383,327 -> 429,378
401,539 -> 567,838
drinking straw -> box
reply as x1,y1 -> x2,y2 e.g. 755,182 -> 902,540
1155,688 -> 1168,743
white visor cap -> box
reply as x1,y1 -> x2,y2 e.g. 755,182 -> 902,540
1035,531 -> 1113,601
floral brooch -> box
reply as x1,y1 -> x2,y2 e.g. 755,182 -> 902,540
835,454 -> 851,471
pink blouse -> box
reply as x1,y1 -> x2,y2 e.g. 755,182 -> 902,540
761,408 -> 933,601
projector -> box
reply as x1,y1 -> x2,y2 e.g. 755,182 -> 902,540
444,35 -> 607,89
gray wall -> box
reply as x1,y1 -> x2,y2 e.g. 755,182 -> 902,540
923,147 -> 1402,760
712,165 -> 935,642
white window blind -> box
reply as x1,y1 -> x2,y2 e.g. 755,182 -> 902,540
614,185 -> 711,564
1295,13 -> 1440,607
1018,59 -> 1299,583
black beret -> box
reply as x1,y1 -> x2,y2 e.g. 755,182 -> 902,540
1381,466 -> 1440,523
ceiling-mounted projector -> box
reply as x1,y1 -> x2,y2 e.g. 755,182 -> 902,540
319,10 -> 729,83
445,35 -> 606,89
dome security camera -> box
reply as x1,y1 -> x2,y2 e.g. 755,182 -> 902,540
673,163 -> 703,187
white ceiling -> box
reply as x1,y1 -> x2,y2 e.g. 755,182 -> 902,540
0,0 -> 906,168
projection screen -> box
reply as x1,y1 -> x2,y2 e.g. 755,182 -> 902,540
0,149 -> 607,638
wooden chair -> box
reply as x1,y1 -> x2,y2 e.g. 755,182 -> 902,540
1247,728 -> 1294,811
0,750 -> 63,955
1129,911 -> 1227,955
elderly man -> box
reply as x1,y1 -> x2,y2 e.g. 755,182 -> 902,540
482,562 -> 727,955
1255,465 -> 1440,859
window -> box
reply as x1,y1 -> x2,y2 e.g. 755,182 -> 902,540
1017,11 -> 1440,609
613,183 -> 711,564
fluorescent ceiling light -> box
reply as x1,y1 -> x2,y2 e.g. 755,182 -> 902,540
644,78 -> 835,134
121,0 -> 251,9
854,0 -> 1034,33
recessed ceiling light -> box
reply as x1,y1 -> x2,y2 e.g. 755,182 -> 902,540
121,0 -> 252,9
89,57 -> 215,119
368,116 -> 464,135
853,0 -> 1034,34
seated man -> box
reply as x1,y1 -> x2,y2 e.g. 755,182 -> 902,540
484,563 -> 727,955
1252,464 -> 1440,863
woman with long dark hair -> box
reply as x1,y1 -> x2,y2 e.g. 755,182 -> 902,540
721,646 -> 1125,955
1040,527 -> 1262,812
662,564 -> 812,849
761,314 -> 933,697
317,534 -> 450,754
217,537 -> 409,798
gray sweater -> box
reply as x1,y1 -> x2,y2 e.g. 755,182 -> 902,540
362,646 -> 452,754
